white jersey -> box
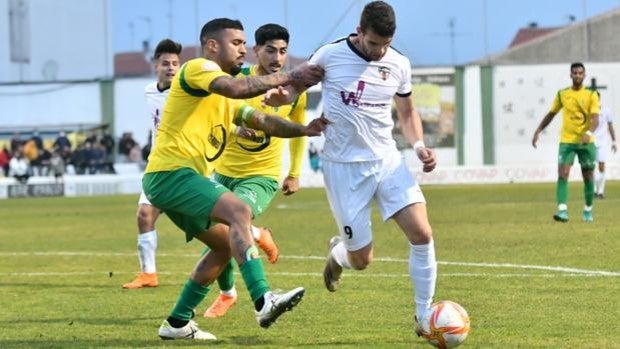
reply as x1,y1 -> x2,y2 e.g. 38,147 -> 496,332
309,35 -> 412,162
594,105 -> 613,146
144,81 -> 170,146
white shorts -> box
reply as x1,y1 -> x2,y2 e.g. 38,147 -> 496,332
138,190 -> 152,206
595,143 -> 609,162
322,152 -> 426,251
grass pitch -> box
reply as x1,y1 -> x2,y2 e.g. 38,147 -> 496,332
0,182 -> 618,348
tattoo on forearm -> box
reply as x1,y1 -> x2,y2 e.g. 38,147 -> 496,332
250,112 -> 304,138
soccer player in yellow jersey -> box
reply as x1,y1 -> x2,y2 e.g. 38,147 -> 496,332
532,62 -> 600,222
202,23 -> 308,318
144,18 -> 326,340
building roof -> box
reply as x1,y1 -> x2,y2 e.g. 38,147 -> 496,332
508,27 -> 561,48
114,45 -> 307,77
473,6 -> 620,65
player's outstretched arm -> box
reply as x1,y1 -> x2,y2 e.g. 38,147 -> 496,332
394,95 -> 436,173
210,63 -> 323,100
532,112 -> 556,148
235,105 -> 329,138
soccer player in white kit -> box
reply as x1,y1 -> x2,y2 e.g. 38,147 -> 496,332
123,39 -> 183,289
307,1 -> 438,334
594,94 -> 617,198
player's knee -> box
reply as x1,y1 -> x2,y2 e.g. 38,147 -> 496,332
348,251 -> 372,270
137,207 -> 155,231
409,227 -> 433,245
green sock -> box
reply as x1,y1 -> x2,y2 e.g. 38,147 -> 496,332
556,178 -> 568,208
217,259 -> 236,292
239,258 -> 269,302
200,246 -> 210,256
170,278 -> 210,321
584,178 -> 594,207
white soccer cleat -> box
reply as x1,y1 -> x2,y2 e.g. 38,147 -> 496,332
255,287 -> 305,328
158,319 -> 217,340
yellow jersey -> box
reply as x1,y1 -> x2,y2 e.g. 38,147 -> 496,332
215,65 -> 307,180
549,86 -> 600,143
145,58 -> 241,176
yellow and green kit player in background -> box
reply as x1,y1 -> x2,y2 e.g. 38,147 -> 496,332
201,23 -> 308,318
143,18 -> 327,341
532,62 -> 600,222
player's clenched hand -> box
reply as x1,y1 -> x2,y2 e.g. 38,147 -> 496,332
281,176 -> 299,196
416,147 -> 437,173
288,62 -> 324,86
262,86 -> 290,107
303,116 -> 331,136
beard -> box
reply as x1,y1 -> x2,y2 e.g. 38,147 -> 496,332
230,64 -> 242,76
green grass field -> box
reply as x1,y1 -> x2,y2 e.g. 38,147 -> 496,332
1,182 -> 619,348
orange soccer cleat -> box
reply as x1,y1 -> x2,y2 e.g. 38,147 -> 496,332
203,293 -> 238,318
255,227 -> 279,264
122,272 -> 158,289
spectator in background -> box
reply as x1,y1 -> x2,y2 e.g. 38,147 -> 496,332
53,130 -> 72,162
10,132 -> 23,154
30,130 -> 44,151
49,150 -> 65,182
23,139 -> 42,176
70,143 -> 87,175
84,132 -> 98,146
118,132 -> 138,163
0,146 -> 10,177
9,145 -> 31,184
308,141 -> 321,173
101,129 -> 116,163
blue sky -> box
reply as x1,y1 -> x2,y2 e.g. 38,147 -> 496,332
112,0 -> 620,66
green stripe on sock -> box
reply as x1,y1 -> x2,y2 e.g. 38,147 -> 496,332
217,260 -> 236,292
239,258 -> 269,302
170,278 -> 210,321
556,178 -> 568,206
584,178 -> 594,206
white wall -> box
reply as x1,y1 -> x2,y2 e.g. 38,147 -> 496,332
113,77 -> 153,143
0,0 -> 113,82
463,66 -> 484,165
493,63 -> 620,166
0,82 -> 101,128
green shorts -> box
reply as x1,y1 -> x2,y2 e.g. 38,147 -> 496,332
558,143 -> 596,170
213,173 -> 278,218
143,168 -> 229,241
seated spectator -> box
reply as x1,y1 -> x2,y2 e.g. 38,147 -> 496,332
118,132 -> 137,163
10,132 -> 23,154
49,150 -> 65,182
23,139 -> 42,176
38,148 -> 52,176
53,131 -> 72,162
9,145 -> 31,184
30,130 -> 44,151
0,146 -> 10,177
70,143 -> 87,175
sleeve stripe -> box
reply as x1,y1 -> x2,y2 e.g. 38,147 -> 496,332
179,64 -> 210,97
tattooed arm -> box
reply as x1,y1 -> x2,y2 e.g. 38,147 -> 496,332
235,105 -> 329,138
209,62 -> 323,99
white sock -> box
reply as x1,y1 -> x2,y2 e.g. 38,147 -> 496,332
221,286 -> 237,297
584,205 -> 592,212
409,240 -> 437,320
137,230 -> 157,273
558,203 -> 568,211
251,225 -> 261,241
599,171 -> 606,195
594,170 -> 602,193
331,240 -> 352,269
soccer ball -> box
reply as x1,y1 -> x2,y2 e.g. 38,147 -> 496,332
419,301 -> 470,349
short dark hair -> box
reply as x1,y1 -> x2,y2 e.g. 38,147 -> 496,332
359,1 -> 396,37
255,23 -> 289,46
153,39 -> 182,60
570,62 -> 585,72
200,18 -> 244,46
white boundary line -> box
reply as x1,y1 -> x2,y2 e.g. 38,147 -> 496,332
1,251 -> 618,277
